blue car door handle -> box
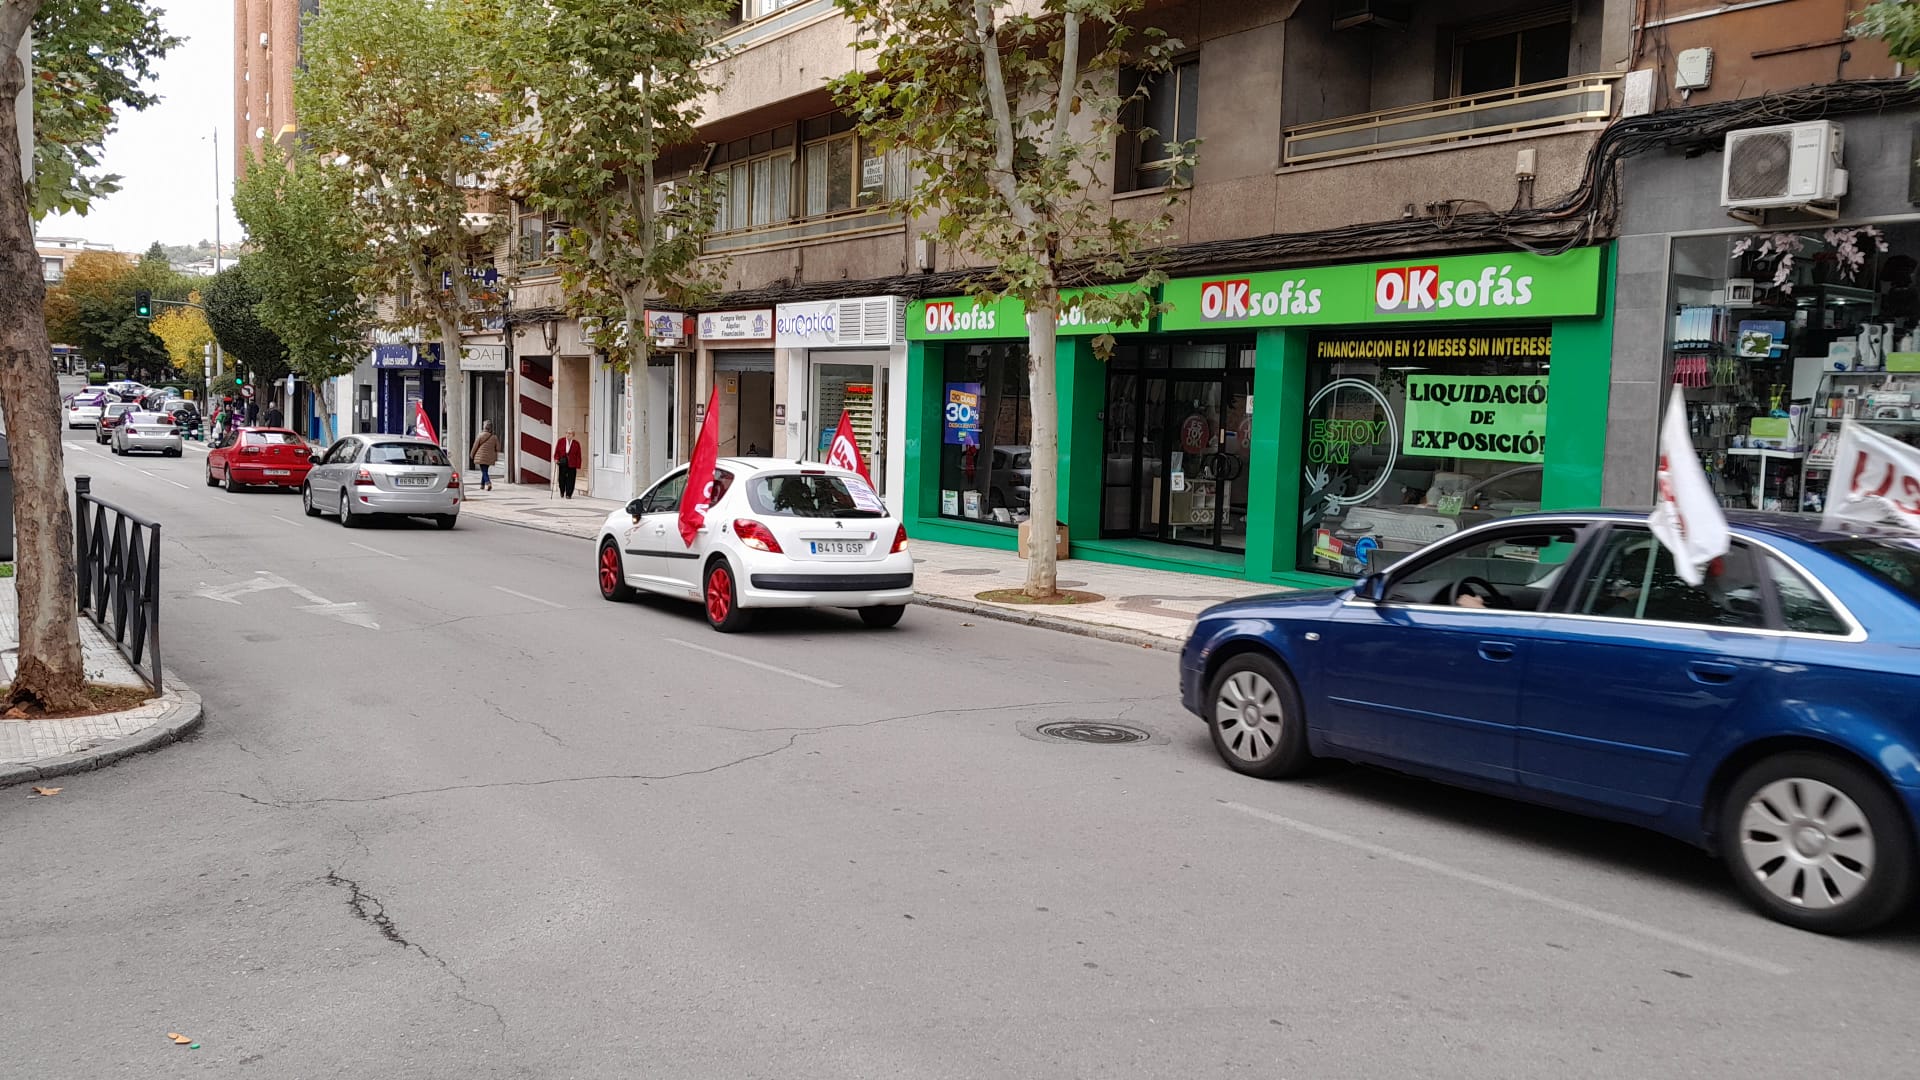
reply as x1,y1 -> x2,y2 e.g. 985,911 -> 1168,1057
1477,641 -> 1517,662
1688,661 -> 1740,685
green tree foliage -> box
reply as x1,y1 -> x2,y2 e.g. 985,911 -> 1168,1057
482,0 -> 727,487
233,143 -> 373,387
29,0 -> 181,219
830,0 -> 1190,596
297,0 -> 506,464
40,248 -> 181,381
203,258 -> 292,388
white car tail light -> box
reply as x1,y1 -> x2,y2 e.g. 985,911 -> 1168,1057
734,519 -> 783,553
891,524 -> 909,553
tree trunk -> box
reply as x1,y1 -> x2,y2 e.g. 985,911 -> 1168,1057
620,291 -> 653,497
0,38 -> 87,711
1022,296 -> 1061,599
434,307 -> 465,469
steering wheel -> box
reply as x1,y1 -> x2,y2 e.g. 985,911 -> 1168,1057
1449,576 -> 1506,609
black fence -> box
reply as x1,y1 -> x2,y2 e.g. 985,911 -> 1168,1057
73,476 -> 162,691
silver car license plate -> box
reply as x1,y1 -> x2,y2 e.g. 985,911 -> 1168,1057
810,540 -> 863,555
396,475 -> 433,488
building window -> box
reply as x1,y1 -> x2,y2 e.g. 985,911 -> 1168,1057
1119,59 -> 1197,193
604,365 -> 626,457
40,257 -> 62,282
1299,327 -> 1551,577
801,113 -> 905,216
938,343 -> 1031,526
712,128 -> 795,234
742,0 -> 804,20
1452,9 -> 1572,96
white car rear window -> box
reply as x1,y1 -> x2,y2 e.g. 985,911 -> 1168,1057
747,474 -> 884,518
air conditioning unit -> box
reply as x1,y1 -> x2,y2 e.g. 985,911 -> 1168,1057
1333,0 -> 1410,31
1721,121 -> 1848,211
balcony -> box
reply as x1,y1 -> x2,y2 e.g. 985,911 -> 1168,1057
702,206 -> 902,256
1281,73 -> 1619,168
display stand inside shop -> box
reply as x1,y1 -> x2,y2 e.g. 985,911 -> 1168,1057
1669,227 -> 1920,514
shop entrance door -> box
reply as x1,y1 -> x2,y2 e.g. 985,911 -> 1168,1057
810,354 -> 887,492
1101,347 -> 1251,552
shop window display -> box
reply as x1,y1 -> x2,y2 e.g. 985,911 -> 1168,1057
1101,340 -> 1254,553
1299,327 -> 1550,576
938,343 -> 1031,525
1668,223 -> 1920,514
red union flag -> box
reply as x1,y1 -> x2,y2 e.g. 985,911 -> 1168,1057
678,386 -> 723,546
413,400 -> 439,445
826,410 -> 873,488
1823,419 -> 1920,534
1648,383 -> 1729,586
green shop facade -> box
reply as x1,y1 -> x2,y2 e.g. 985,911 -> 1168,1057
902,245 -> 1617,587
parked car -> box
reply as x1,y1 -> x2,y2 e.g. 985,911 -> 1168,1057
94,401 -> 136,444
207,427 -> 313,492
110,410 -> 182,456
597,457 -> 912,632
65,391 -> 107,428
1181,510 -> 1920,935
988,445 -> 1031,514
302,433 -> 460,529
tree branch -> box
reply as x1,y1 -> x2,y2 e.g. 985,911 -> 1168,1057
972,0 -> 1028,219
1048,12 -> 1081,160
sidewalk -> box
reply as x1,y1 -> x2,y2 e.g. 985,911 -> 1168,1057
462,483 -> 1281,645
0,577 -> 203,785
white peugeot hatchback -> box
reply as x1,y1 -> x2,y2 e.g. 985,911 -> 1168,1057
596,458 -> 913,632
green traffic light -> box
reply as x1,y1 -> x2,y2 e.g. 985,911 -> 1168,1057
134,290 -> 152,319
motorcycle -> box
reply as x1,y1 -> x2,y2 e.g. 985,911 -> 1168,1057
169,405 -> 203,441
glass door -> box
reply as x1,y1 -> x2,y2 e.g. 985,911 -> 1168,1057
812,354 -> 886,493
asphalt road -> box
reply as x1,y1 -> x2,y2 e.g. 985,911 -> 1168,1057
3,409 -> 1918,1078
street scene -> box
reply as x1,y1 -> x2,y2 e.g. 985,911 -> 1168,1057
8,0 -> 1920,1076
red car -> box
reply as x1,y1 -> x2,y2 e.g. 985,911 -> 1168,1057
207,427 -> 314,492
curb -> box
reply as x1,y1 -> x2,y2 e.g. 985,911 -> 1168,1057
460,507 -> 599,544
0,684 -> 204,788
462,507 -> 1190,651
912,595 -> 1182,652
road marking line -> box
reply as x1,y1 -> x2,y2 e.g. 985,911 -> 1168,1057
666,637 -> 842,689
493,585 -> 565,609
270,515 -> 303,527
350,541 -> 405,560
1219,800 -> 1790,976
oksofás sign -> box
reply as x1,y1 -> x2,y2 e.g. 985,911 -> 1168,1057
1160,247 -> 1602,332
906,287 -> 1148,341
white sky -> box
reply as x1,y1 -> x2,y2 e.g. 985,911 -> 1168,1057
38,3 -> 243,253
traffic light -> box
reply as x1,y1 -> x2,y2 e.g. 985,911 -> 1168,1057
134,290 -> 152,319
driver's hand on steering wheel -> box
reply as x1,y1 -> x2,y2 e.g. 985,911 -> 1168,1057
1455,594 -> 1487,609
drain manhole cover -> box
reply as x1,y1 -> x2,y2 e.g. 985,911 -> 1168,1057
1033,721 -> 1153,745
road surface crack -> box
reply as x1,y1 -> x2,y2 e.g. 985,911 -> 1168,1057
487,699 -> 567,748
323,869 -> 508,1035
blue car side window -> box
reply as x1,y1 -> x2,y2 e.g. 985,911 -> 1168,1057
1577,528 -> 1766,629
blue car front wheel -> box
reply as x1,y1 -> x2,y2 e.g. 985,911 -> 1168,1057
1207,653 -> 1313,780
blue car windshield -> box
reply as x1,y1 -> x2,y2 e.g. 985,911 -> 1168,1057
1823,537 -> 1920,604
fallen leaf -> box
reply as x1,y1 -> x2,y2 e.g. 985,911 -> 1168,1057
167,1033 -> 191,1044
30,786 -> 61,797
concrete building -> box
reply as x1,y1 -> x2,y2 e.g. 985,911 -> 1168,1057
612,0 -> 1638,587
233,0 -> 307,177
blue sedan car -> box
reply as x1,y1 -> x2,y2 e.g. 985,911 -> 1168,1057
1180,510 -> 1920,934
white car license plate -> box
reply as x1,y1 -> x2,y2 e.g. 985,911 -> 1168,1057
265,469 -> 289,476
810,540 -> 864,555
396,475 -> 432,488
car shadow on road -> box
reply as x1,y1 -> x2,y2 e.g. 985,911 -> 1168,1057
1184,729 -> 1920,947
617,591 -> 902,636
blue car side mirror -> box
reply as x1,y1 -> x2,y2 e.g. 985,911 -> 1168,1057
1355,573 -> 1387,602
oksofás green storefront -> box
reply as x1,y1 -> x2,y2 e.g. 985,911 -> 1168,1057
903,245 -> 1616,587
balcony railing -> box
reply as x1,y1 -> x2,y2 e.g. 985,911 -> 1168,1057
717,0 -> 835,51
702,205 -> 902,254
1281,73 -> 1620,168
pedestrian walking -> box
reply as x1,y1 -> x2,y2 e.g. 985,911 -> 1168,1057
263,404 -> 284,428
243,398 -> 259,426
553,429 -> 582,499
469,420 -> 500,492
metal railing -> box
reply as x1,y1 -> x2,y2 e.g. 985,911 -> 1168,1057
1281,73 -> 1620,167
73,476 -> 162,691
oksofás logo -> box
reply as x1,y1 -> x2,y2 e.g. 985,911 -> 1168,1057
924,301 -> 998,334
1199,277 -> 1323,321
1375,264 -> 1534,315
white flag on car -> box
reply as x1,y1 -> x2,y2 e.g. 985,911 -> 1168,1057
1822,419 -> 1920,536
1648,384 -> 1730,586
